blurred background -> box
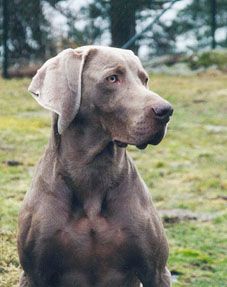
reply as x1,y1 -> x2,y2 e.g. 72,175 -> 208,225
1,0 -> 227,77
0,1 -> 227,287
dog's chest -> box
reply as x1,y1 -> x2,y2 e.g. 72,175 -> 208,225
37,213 -> 140,286
53,215 -> 129,269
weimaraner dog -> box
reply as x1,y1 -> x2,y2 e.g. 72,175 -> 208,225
18,46 -> 173,287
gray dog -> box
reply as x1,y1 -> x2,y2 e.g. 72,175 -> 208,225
18,46 -> 173,287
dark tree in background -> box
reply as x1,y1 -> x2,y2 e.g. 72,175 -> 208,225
1,0 -> 227,78
8,0 -> 42,60
110,0 -> 154,52
211,0 -> 217,49
73,0 -> 227,53
1,0 -> 61,67
71,0 -> 170,54
2,0 -> 9,78
110,0 -> 137,51
171,0 -> 227,50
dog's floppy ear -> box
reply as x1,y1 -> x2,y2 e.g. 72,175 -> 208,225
28,48 -> 91,134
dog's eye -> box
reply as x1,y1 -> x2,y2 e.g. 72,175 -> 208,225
106,75 -> 119,83
145,78 -> 149,85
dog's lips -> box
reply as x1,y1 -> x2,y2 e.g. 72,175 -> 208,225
136,129 -> 166,149
148,130 -> 165,145
136,143 -> 148,150
115,140 -> 148,150
114,128 -> 166,149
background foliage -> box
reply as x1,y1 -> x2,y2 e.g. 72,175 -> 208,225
1,0 -> 227,70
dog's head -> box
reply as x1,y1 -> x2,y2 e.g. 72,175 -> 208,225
28,46 -> 173,149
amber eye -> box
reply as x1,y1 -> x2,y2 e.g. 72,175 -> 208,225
106,75 -> 119,83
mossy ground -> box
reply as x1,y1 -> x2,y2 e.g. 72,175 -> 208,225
0,74 -> 226,286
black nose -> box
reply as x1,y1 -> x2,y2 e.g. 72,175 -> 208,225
152,104 -> 174,120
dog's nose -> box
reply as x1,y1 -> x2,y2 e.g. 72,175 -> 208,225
152,103 -> 173,120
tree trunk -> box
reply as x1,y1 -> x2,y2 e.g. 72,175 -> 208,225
110,0 -> 138,53
2,0 -> 9,78
32,0 -> 45,58
211,0 -> 217,49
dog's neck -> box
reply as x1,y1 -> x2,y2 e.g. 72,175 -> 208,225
48,115 -> 130,204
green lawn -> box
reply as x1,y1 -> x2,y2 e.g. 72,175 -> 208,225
0,74 -> 227,286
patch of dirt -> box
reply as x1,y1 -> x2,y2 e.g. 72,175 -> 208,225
159,209 -> 219,223
3,160 -> 23,166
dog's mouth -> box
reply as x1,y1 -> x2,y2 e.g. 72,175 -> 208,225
114,129 -> 166,150
114,140 -> 128,148
136,129 -> 166,149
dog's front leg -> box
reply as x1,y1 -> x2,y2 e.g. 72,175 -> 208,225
159,267 -> 172,287
19,271 -> 50,287
19,272 -> 32,287
138,266 -> 171,287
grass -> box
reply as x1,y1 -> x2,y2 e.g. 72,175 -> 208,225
0,73 -> 227,286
